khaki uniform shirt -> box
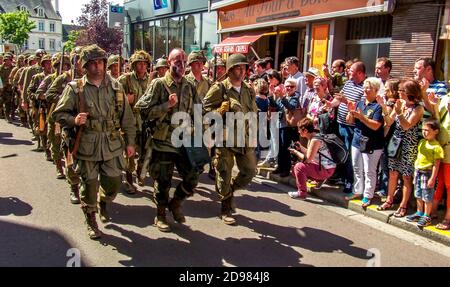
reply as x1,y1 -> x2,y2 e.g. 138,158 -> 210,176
185,72 -> 211,101
46,71 -> 72,104
135,72 -> 201,153
203,78 -> 258,152
20,64 -> 42,102
52,73 -> 136,161
0,64 -> 13,92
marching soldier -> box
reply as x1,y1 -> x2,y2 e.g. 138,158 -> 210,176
9,54 -> 26,122
52,45 -> 136,240
36,53 -> 71,166
135,48 -> 201,232
47,47 -> 84,204
28,55 -> 53,152
203,54 -> 258,225
118,50 -> 153,192
19,49 -> 46,135
185,50 -> 211,101
107,54 -> 122,79
0,53 -> 15,123
14,54 -> 34,127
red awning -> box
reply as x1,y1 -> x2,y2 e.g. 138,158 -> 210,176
213,33 -> 263,54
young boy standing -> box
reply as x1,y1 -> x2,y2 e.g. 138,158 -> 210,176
406,119 -> 444,227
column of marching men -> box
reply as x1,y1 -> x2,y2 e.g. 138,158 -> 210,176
1,46 -> 449,240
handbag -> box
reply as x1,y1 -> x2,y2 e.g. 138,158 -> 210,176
387,133 -> 402,158
359,135 -> 370,153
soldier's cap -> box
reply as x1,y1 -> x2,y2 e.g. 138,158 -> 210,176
80,44 -> 107,68
40,55 -> 52,65
155,58 -> 169,69
188,50 -> 207,65
130,50 -> 152,67
107,54 -> 123,68
226,53 -> 249,73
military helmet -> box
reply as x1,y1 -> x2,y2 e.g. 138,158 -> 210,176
40,55 -> 52,66
188,50 -> 207,65
212,57 -> 226,67
80,45 -> 107,68
28,55 -> 38,64
17,54 -> 26,62
107,54 -> 123,69
35,49 -> 46,58
3,53 -> 13,61
52,54 -> 70,69
130,50 -> 152,70
155,58 -> 169,69
226,53 -> 248,73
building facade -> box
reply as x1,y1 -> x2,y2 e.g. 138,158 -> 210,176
211,0 -> 447,78
0,0 -> 62,55
123,0 -> 219,59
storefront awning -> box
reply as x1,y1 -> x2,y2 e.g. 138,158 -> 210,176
213,33 -> 263,54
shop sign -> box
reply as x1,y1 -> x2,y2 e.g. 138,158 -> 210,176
310,23 -> 329,75
219,0 -> 387,30
153,0 -> 175,16
214,44 -> 249,54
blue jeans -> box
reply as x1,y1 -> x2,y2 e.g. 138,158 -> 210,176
377,149 -> 389,195
338,123 -> 355,186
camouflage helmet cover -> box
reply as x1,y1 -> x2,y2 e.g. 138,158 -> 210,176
3,53 -> 13,60
187,50 -> 207,65
212,57 -> 226,67
155,58 -> 169,69
80,45 -> 107,68
35,49 -> 46,58
130,50 -> 152,67
52,53 -> 70,68
226,53 -> 248,73
17,54 -> 26,61
40,55 -> 52,66
107,54 -> 123,69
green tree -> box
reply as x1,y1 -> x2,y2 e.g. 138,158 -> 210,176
64,30 -> 81,53
0,11 -> 36,51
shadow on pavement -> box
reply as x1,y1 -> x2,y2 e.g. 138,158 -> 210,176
101,223 -> 312,267
0,197 -> 33,216
0,219 -> 86,266
0,132 -> 33,146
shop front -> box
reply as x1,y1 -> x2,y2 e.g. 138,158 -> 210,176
123,0 -> 219,59
210,0 -> 395,75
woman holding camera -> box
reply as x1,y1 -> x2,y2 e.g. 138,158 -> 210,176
345,78 -> 385,207
288,118 -> 336,200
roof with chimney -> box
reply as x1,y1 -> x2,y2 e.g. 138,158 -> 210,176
0,0 -> 61,20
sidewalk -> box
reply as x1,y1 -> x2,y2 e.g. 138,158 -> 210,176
256,167 -> 450,247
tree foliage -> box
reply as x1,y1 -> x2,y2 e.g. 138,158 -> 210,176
75,0 -> 123,54
0,11 -> 36,49
64,30 -> 80,53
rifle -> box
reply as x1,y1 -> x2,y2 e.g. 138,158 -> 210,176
213,53 -> 218,82
59,45 -> 65,76
119,45 -> 122,76
69,80 -> 85,158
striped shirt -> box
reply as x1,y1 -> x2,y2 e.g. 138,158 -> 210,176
427,80 -> 448,99
337,80 -> 365,126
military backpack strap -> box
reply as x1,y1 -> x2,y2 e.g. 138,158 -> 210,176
112,79 -> 126,127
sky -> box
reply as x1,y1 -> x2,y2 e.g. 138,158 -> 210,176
58,0 -> 124,25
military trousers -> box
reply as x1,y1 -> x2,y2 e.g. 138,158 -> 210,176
0,91 -> 14,120
76,156 -> 125,213
213,147 -> 257,201
47,117 -> 62,161
149,150 -> 199,207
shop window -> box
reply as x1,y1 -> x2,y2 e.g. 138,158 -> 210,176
133,23 -> 144,51
155,19 -> 168,59
144,21 -> 153,55
201,12 -> 218,59
169,17 -> 183,52
183,14 -> 201,54
347,15 -> 392,40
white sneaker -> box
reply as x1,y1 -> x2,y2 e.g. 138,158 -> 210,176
288,191 -> 307,200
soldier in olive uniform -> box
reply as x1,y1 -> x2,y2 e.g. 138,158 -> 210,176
8,54 -> 26,121
118,50 -> 153,192
0,53 -> 15,123
53,45 -> 136,240
19,49 -> 46,135
185,51 -> 211,101
36,53 -> 71,166
28,55 -> 53,152
203,54 -> 258,225
47,47 -> 84,205
14,55 -> 35,127
135,48 -> 201,232
107,54 -> 123,79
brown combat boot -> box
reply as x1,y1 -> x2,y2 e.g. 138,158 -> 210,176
99,201 -> 110,223
136,164 -> 144,186
82,208 -> 102,240
56,159 -> 66,179
169,196 -> 186,223
154,205 -> 171,232
124,172 -> 137,194
70,185 -> 80,204
220,197 -> 236,225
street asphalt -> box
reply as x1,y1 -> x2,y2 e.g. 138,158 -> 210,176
1,119 -> 450,267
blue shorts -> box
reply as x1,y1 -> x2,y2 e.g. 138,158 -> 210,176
414,169 -> 435,203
